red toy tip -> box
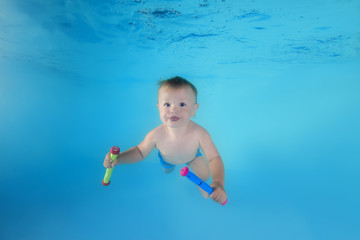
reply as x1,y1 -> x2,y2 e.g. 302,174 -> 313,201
180,166 -> 189,176
110,146 -> 120,155
102,179 -> 111,186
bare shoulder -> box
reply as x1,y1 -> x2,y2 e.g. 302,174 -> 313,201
144,124 -> 165,144
137,125 -> 164,157
190,121 -> 211,139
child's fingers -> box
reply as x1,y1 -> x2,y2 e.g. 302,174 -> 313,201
212,195 -> 226,204
218,195 -> 227,205
103,158 -> 109,168
210,191 -> 217,200
103,153 -> 112,168
210,192 -> 221,203
108,158 -> 114,168
210,189 -> 227,204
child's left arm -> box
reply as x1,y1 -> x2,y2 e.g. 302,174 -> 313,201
209,156 -> 227,204
199,128 -> 227,204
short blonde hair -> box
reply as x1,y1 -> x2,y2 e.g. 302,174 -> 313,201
158,76 -> 198,102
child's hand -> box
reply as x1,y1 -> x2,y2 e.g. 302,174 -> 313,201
210,182 -> 227,205
103,153 -> 118,168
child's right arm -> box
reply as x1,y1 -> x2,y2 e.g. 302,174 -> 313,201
103,130 -> 157,168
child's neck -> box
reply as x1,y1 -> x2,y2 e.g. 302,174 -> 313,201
165,121 -> 192,138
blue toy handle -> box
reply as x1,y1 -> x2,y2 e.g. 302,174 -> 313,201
180,167 -> 227,205
181,167 -> 213,194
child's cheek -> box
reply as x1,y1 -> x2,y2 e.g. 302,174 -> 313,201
160,109 -> 168,119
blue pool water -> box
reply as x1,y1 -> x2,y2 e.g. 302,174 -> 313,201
0,0 -> 359,239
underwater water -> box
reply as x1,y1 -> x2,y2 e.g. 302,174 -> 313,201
0,0 -> 359,239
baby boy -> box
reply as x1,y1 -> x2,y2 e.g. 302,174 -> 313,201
103,76 -> 227,204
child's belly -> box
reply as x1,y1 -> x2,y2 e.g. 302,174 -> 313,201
158,146 -> 199,165
156,135 -> 200,165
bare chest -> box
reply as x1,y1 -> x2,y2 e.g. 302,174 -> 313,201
156,136 -> 200,165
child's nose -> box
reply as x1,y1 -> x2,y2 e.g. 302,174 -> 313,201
170,105 -> 179,113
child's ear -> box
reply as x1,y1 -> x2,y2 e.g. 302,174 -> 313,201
193,103 -> 199,117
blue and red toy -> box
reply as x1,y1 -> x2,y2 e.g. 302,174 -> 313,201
180,166 -> 227,205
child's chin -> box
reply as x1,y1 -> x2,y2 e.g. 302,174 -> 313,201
167,122 -> 184,128
167,124 -> 180,128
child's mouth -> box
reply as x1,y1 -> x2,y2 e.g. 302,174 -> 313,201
169,116 -> 180,121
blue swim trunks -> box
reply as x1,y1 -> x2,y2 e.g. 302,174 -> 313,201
158,148 -> 203,169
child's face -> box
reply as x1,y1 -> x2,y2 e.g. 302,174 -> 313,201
157,86 -> 199,129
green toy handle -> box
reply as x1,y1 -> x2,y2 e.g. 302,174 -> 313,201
102,146 -> 120,186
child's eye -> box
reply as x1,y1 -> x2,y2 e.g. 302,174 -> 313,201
180,102 -> 186,107
164,103 -> 170,107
